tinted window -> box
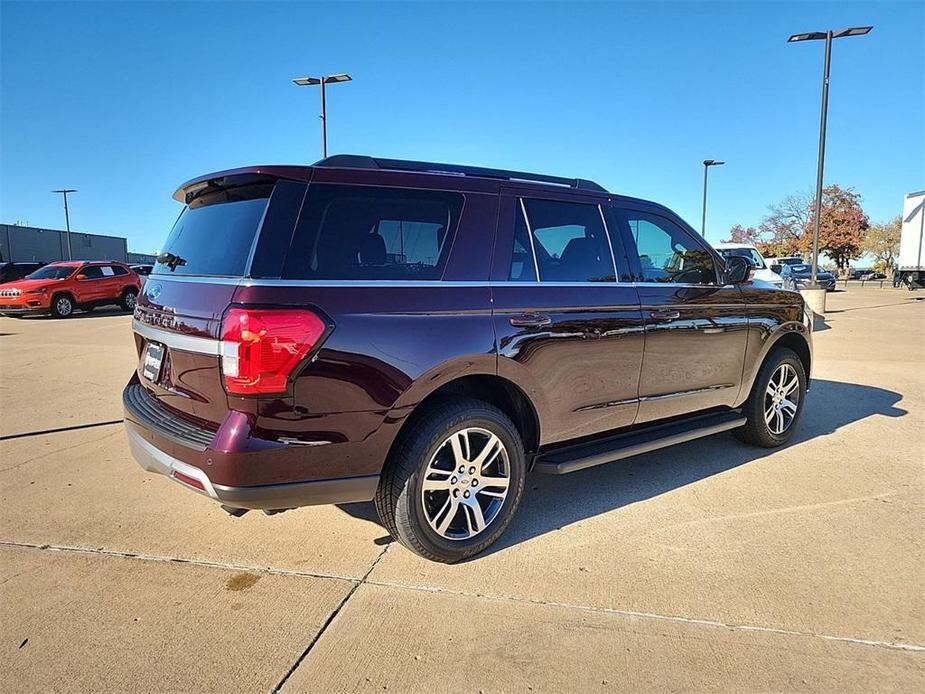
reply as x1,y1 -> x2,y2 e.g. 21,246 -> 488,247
111,265 -> 128,276
282,184 -> 462,280
154,183 -> 273,276
509,205 -> 537,281
80,266 -> 104,279
523,199 -> 614,282
622,211 -> 716,284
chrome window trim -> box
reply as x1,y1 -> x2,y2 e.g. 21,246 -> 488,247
597,203 -> 620,282
518,197 -> 541,282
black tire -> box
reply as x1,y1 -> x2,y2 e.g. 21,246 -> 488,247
736,347 -> 807,448
50,293 -> 75,319
121,288 -> 138,312
375,397 -> 526,563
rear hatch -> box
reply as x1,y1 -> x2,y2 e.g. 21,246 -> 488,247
133,172 -> 305,426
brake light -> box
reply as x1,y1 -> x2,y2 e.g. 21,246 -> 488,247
220,308 -> 328,395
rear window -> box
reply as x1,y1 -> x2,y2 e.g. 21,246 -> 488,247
282,184 -> 462,280
153,183 -> 272,276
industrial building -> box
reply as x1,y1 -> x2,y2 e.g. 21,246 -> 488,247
0,223 -> 156,265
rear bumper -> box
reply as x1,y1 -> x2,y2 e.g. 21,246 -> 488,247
125,424 -> 379,510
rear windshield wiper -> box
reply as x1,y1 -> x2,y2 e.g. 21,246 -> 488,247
157,252 -> 187,272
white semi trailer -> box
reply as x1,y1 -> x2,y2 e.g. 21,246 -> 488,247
898,190 -> 925,289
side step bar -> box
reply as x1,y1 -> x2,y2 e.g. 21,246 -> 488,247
533,411 -> 746,475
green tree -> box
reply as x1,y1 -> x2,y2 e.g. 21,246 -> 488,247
864,216 -> 902,273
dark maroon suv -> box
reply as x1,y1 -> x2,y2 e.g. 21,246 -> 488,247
124,155 -> 812,562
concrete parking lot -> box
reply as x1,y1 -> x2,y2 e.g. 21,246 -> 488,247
1,288 -> 923,692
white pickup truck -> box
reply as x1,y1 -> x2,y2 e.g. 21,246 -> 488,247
898,190 -> 925,289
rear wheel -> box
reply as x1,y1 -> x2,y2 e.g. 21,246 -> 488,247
736,348 -> 806,447
50,294 -> 74,319
375,398 -> 526,563
121,288 -> 138,312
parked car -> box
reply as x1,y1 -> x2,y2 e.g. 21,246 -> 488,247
859,271 -> 886,281
0,261 -> 45,284
0,261 -> 141,318
131,264 -> 154,285
124,155 -> 813,563
713,243 -> 783,287
766,256 -> 804,274
780,263 -> 837,292
848,268 -> 869,280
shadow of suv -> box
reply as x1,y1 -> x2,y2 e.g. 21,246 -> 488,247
123,155 -> 813,562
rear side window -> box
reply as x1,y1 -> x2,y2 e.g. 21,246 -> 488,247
522,199 -> 615,282
154,182 -> 273,276
80,266 -> 104,279
111,265 -> 128,276
282,184 -> 462,281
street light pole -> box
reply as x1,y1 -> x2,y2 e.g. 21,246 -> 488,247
52,189 -> 77,260
292,73 -> 352,159
789,25 -> 872,287
701,159 -> 724,236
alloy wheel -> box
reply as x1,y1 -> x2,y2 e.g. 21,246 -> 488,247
125,291 -> 137,309
420,427 -> 510,541
764,363 -> 800,435
56,297 -> 73,316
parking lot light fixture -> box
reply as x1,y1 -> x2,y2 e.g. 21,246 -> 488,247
788,25 -> 872,287
52,189 -> 77,261
701,160 -> 724,236
292,73 -> 353,158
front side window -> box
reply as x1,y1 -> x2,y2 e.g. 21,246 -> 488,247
282,184 -> 462,280
622,211 -> 716,284
522,199 -> 615,282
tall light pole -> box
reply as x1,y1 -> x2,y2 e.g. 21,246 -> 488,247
292,73 -> 352,158
701,159 -> 724,236
52,189 -> 77,260
788,26 -> 872,286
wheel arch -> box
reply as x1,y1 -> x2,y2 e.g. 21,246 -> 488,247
384,374 -> 541,466
736,324 -> 812,406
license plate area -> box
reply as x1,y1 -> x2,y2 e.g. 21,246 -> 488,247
142,341 -> 165,383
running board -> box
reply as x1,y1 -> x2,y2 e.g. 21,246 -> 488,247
533,411 -> 746,475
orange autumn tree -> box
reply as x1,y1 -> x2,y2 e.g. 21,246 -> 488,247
804,185 -> 869,272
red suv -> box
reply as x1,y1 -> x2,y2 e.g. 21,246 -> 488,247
0,261 -> 141,318
124,156 -> 812,562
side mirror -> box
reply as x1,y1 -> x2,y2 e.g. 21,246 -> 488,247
770,264 -> 782,274
725,255 -> 754,284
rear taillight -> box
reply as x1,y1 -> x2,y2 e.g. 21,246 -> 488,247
220,307 -> 328,395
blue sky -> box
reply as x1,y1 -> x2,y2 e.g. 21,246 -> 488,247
1,1 -> 922,254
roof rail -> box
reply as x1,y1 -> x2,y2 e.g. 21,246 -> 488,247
314,154 -> 608,193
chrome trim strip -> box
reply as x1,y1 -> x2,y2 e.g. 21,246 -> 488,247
639,384 -> 735,402
519,198 -> 542,282
132,319 -> 221,356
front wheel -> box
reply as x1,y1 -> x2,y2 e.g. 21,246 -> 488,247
736,348 -> 807,447
50,294 -> 75,319
375,398 -> 526,563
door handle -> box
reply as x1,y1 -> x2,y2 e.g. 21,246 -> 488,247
509,313 -> 552,328
649,310 -> 680,321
